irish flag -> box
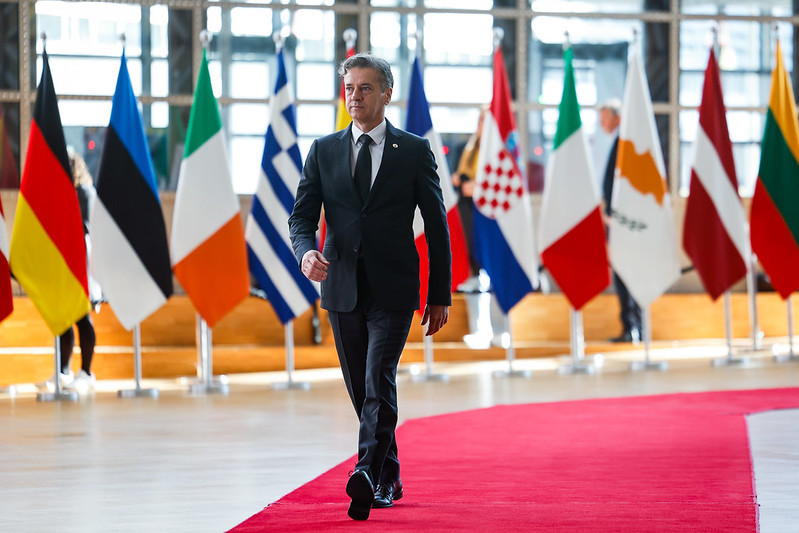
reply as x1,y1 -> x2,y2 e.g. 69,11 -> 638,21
608,43 -> 681,309
750,41 -> 799,299
539,47 -> 609,310
9,50 -> 90,335
683,47 -> 748,301
171,50 -> 249,327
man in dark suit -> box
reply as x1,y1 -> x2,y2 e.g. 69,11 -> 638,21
289,53 -> 452,521
600,98 -> 641,343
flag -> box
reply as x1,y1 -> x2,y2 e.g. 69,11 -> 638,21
9,50 -> 89,335
334,39 -> 356,132
319,38 -> 357,250
405,56 -> 470,313
750,41 -> 799,299
170,50 -> 249,327
538,47 -> 609,310
472,46 -> 538,314
90,51 -> 174,330
246,49 -> 319,324
0,193 -> 12,323
683,47 -> 748,301
608,44 -> 681,309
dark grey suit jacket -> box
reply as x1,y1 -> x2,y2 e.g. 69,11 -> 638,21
289,120 -> 452,313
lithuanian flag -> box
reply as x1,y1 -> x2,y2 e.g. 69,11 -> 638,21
9,51 -> 89,335
750,41 -> 799,299
170,50 -> 249,327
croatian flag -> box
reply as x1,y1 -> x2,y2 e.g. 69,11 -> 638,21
245,48 -> 319,324
405,56 -> 470,313
91,51 -> 173,330
472,46 -> 538,314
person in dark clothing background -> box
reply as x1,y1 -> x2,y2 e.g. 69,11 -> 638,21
600,98 -> 641,343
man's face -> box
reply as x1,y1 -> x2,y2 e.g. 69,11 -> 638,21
344,67 -> 392,131
599,109 -> 620,135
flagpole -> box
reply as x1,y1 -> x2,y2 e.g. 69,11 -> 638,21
711,291 -> 749,366
188,313 -> 229,395
630,306 -> 667,372
492,311 -> 532,378
272,320 -> 311,390
37,336 -> 78,402
558,308 -> 595,374
775,295 -> 799,363
118,323 -> 159,398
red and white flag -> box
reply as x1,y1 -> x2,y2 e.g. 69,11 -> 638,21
0,195 -> 12,323
683,48 -> 748,301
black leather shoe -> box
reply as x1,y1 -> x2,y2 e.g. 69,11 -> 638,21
346,469 -> 374,520
373,479 -> 403,508
609,328 -> 640,343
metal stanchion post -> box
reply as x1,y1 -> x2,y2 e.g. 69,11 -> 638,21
187,315 -> 229,395
118,323 -> 159,398
775,295 -> 799,363
37,337 -> 78,402
712,291 -> 749,366
411,335 -> 450,382
558,308 -> 595,374
630,306 -> 667,372
272,321 -> 310,390
492,311 -> 532,378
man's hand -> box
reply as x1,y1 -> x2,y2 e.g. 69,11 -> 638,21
421,304 -> 449,336
301,250 -> 329,282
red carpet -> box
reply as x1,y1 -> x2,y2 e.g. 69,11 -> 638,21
230,387 -> 799,532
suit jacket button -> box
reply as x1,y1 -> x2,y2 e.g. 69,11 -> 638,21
361,213 -> 367,219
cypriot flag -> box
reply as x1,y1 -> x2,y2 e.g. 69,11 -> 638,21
608,44 -> 680,309
171,50 -> 249,327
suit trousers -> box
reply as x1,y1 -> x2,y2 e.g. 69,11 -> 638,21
328,258 -> 413,486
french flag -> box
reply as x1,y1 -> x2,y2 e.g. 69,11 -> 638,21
472,46 -> 538,314
405,56 -> 470,312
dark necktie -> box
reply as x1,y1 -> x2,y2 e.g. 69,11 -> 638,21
355,134 -> 373,203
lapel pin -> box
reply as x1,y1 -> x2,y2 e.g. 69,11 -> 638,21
393,143 -> 398,148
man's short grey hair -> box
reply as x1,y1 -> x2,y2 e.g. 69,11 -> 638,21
599,98 -> 622,116
338,53 -> 394,92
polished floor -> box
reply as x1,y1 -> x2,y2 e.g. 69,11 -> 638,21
1,340 -> 798,533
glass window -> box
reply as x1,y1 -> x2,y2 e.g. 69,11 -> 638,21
0,4 -> 20,91
0,103 -> 21,189
529,0 -> 648,14
681,0 -> 794,16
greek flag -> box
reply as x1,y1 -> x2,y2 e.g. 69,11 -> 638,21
245,49 -> 319,323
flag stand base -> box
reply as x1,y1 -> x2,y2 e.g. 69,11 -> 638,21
630,360 -> 668,372
711,355 -> 750,367
271,376 -> 311,391
774,353 -> 799,363
558,361 -> 595,375
187,375 -> 230,395
410,337 -> 450,382
37,390 -> 79,402
118,387 -> 159,399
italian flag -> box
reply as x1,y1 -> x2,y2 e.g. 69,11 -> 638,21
170,50 -> 249,327
538,47 -> 609,310
750,41 -> 799,299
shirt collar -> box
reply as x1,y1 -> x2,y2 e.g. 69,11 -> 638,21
351,119 -> 387,147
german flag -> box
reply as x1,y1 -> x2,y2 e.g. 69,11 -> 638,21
9,50 -> 89,335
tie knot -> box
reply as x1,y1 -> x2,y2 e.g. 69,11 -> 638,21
358,134 -> 372,147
